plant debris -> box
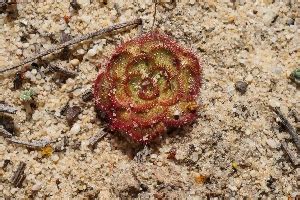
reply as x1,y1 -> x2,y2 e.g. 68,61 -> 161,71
271,107 -> 300,150
88,129 -> 107,149
65,106 -> 81,125
281,142 -> 300,166
167,147 -> 177,159
271,107 -> 300,167
6,138 -> 51,149
13,71 -> 23,90
0,19 -> 142,73
82,89 -> 93,102
11,162 -> 26,188
49,64 -> 77,78
0,103 -> 17,114
194,174 -> 209,184
5,0 -> 18,20
40,145 -> 54,157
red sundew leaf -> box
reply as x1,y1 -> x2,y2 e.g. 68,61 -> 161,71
125,54 -> 155,77
164,101 -> 199,127
109,109 -> 133,130
138,78 -> 160,100
94,31 -> 202,143
94,72 -> 113,111
131,106 -> 167,127
164,112 -> 198,127
150,67 -> 180,106
110,80 -> 131,108
127,122 -> 167,144
107,51 -> 132,81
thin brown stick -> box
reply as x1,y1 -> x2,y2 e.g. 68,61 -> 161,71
271,107 -> 300,151
0,18 -> 142,73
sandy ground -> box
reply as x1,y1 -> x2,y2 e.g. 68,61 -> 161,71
0,0 -> 300,199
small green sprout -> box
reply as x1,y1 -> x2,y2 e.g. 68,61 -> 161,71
20,89 -> 35,102
290,68 -> 300,85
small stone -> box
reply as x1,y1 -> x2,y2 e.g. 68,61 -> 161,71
245,129 -> 251,135
269,99 -> 281,108
87,48 -> 97,57
227,85 -> 235,96
31,69 -> 37,75
77,49 -> 85,55
16,49 -> 22,55
287,18 -> 294,26
70,123 -> 81,134
31,182 -> 42,191
272,66 -> 283,74
66,106 -> 81,125
70,0 -> 81,10
262,9 -> 277,26
235,81 -> 248,94
266,139 -> 278,149
70,59 -> 80,66
245,74 -> 253,82
51,154 -> 59,162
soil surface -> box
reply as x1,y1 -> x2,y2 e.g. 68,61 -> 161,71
0,0 -> 299,199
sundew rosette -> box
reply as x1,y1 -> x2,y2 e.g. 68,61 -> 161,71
94,32 -> 202,143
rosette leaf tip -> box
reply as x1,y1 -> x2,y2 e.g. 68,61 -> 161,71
94,32 -> 202,144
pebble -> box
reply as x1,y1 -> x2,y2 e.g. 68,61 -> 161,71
31,182 -> 42,191
77,49 -> 85,55
70,59 -> 80,66
266,139 -> 278,149
51,154 -> 60,162
66,106 -> 81,125
70,123 -> 81,134
87,48 -> 97,57
262,9 -> 277,26
245,74 -> 253,82
16,49 -> 22,55
235,81 -> 248,94
269,99 -> 281,108
31,69 -> 38,75
287,18 -> 294,26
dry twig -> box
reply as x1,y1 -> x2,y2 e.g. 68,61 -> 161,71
11,161 -> 26,188
88,129 -> 107,149
0,18 -> 142,73
6,137 -> 50,149
49,64 -> 77,77
0,103 -> 17,114
271,106 -> 300,167
281,142 -> 300,166
271,107 -> 300,151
